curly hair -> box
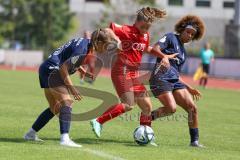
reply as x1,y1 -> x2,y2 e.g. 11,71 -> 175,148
136,7 -> 166,23
175,15 -> 205,40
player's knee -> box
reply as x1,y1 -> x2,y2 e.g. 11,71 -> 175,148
60,99 -> 73,107
141,107 -> 151,115
169,107 -> 176,114
124,103 -> 134,111
167,103 -> 176,114
188,104 -> 198,115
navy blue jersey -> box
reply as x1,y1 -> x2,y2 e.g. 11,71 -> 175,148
44,38 -> 90,75
153,33 -> 186,80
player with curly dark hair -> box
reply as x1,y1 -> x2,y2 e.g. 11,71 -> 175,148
147,15 -> 205,147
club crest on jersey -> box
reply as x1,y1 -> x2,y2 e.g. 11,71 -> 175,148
159,36 -> 167,43
71,56 -> 79,65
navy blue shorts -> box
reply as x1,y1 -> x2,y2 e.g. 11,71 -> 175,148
149,77 -> 186,97
39,63 -> 65,88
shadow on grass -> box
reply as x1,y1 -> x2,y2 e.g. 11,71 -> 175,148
74,137 -> 134,145
0,137 -> 34,143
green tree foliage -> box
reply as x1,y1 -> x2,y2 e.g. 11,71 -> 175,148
0,0 -> 76,55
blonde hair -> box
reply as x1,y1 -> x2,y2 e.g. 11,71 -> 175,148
91,29 -> 113,50
136,7 -> 166,23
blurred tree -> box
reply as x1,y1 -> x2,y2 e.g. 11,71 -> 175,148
0,0 -> 76,56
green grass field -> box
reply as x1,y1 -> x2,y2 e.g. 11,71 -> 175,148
0,70 -> 240,160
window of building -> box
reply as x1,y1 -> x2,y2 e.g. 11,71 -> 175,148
168,0 -> 184,6
196,0 -> 211,7
223,1 -> 235,8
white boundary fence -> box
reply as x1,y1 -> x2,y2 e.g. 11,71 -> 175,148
0,49 -> 43,70
141,55 -> 240,79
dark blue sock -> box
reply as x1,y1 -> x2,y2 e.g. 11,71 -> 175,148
32,108 -> 55,132
189,128 -> 199,143
59,106 -> 72,134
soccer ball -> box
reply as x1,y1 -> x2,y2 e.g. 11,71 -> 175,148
133,125 -> 155,145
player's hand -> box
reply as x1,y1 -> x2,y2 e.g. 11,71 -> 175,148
85,72 -> 94,80
166,53 -> 179,59
159,56 -> 170,73
68,85 -> 83,101
187,87 -> 202,101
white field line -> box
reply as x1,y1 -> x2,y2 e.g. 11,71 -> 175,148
82,148 -> 126,160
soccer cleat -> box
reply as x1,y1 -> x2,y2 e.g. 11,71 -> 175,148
150,141 -> 158,147
190,141 -> 205,148
60,139 -> 82,148
90,119 -> 102,138
24,132 -> 43,142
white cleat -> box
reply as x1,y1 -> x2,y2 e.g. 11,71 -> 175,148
190,141 -> 205,148
60,139 -> 82,148
24,132 -> 43,142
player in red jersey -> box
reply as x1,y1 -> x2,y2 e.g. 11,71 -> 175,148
90,7 -> 177,138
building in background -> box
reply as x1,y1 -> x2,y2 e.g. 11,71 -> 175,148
69,0 -> 235,56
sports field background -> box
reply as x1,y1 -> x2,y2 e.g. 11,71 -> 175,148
0,70 -> 240,160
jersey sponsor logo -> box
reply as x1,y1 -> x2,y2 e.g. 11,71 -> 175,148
159,36 -> 167,43
132,43 -> 146,51
121,40 -> 146,51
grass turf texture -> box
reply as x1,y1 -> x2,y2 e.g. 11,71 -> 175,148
0,70 -> 240,160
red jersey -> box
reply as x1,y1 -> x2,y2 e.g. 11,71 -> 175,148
110,22 -> 150,69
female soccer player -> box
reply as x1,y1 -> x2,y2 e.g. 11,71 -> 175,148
199,42 -> 214,88
90,7 -> 177,137
149,15 -> 205,147
24,28 -> 119,147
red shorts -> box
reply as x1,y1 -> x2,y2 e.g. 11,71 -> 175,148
111,65 -> 146,97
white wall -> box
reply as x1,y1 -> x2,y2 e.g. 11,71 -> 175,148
2,50 -> 43,67
70,0 -> 235,19
181,57 -> 240,79
157,0 -> 234,19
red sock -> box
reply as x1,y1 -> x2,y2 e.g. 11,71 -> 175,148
97,103 -> 125,124
140,112 -> 152,127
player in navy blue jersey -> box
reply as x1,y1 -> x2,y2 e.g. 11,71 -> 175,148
147,15 -> 205,147
24,28 -> 120,147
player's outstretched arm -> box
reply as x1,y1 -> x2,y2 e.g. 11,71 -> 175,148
59,61 -> 82,101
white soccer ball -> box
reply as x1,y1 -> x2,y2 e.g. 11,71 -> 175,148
133,125 -> 155,145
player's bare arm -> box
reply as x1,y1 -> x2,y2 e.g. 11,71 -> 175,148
59,61 -> 82,101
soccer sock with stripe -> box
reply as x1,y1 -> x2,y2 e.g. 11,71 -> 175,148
32,108 -> 55,132
97,103 -> 125,124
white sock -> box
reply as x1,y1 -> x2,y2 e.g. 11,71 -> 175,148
61,133 -> 70,141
